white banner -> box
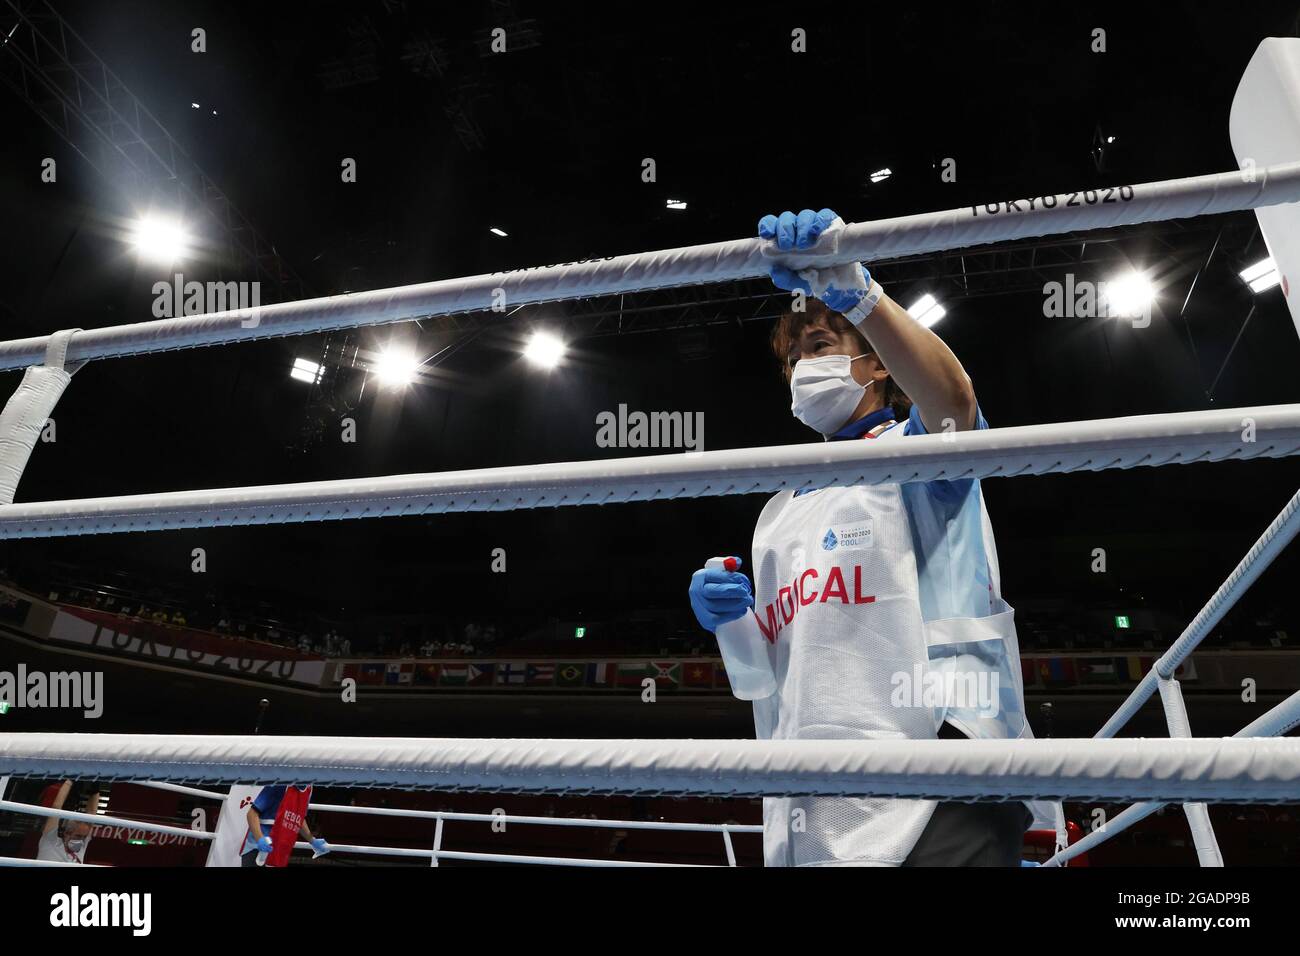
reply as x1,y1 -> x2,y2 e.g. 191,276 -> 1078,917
205,785 -> 261,867
47,610 -> 327,687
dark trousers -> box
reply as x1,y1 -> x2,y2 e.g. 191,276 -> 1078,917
901,722 -> 1033,867
902,799 -> 1032,866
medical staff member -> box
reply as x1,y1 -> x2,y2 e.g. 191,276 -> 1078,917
689,208 -> 1048,867
37,779 -> 97,864
241,784 -> 331,867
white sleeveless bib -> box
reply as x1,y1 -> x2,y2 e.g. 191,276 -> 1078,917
749,422 -> 1049,866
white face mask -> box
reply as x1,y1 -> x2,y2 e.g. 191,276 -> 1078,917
790,353 -> 871,435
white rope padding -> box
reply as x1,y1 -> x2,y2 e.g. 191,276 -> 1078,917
0,162 -> 1296,370
3,735 -> 1299,802
1,404 -> 1295,538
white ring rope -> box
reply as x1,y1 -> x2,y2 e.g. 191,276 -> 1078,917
1098,486 -> 1300,738
1043,689 -> 1300,866
0,163 -> 1294,370
1,404 -> 1295,538
0,798 -> 212,842
0,784 -> 757,867
2,735 -> 1299,803
0,168 -> 1293,861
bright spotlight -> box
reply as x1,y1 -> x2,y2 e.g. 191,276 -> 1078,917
1104,270 -> 1155,318
489,226 -> 508,237
869,167 -> 892,184
371,348 -> 420,387
666,198 -> 688,211
290,357 -> 322,385
523,330 -> 566,369
907,293 -> 947,328
1239,257 -> 1281,294
128,215 -> 192,265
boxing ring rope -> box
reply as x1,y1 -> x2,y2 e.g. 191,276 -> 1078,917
0,404 -> 1296,538
1030,488 -> 1300,865
1042,689 -> 1300,867
1,735 -> 1299,803
0,798 -> 214,843
0,788 -> 752,867
1097,489 -> 1300,739
0,162 -> 1296,370
134,782 -> 763,867
0,161 -> 1297,865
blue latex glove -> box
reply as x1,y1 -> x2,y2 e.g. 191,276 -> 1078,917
689,558 -> 755,633
255,835 -> 273,854
758,208 -> 872,313
310,837 -> 330,857
759,208 -> 838,251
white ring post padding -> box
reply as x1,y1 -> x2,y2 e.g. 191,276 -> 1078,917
0,329 -> 83,505
0,163 -> 1297,370
3,735 -> 1300,802
1156,679 -> 1224,867
0,404 -> 1296,538
1097,484 -> 1300,739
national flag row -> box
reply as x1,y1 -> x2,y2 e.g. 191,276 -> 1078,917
337,660 -> 732,691
1022,655 -> 1196,687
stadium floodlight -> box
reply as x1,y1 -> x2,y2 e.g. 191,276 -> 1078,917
290,357 -> 323,385
371,347 -> 420,387
127,215 -> 192,265
523,330 -> 566,369
1104,270 -> 1156,318
907,293 -> 947,328
1239,257 -> 1281,294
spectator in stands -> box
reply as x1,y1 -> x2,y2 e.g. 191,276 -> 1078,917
340,636 -> 352,656
171,609 -> 186,625
37,780 -> 98,865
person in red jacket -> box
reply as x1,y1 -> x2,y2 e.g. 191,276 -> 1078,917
240,784 -> 331,867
